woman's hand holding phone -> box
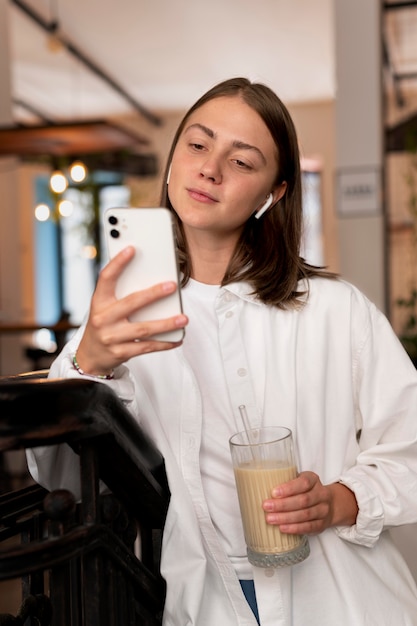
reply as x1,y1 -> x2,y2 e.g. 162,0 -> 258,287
75,246 -> 188,378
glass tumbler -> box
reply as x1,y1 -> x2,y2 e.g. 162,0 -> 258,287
230,426 -> 310,568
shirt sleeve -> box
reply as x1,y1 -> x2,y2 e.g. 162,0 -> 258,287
335,297 -> 417,547
49,325 -> 139,414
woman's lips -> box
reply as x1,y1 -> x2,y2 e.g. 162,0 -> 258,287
187,188 -> 218,203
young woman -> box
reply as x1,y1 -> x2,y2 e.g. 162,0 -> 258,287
28,78 -> 417,625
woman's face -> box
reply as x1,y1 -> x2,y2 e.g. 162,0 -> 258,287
168,95 -> 285,240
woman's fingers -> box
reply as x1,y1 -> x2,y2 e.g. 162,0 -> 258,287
91,246 -> 181,327
262,472 -> 333,535
90,279 -> 179,327
94,246 -> 136,301
94,313 -> 188,348
74,245 -> 189,375
78,304 -> 188,372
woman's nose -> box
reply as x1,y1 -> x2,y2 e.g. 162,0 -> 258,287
199,158 -> 222,183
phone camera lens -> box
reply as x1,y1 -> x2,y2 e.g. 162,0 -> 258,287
108,215 -> 118,225
110,229 -> 120,239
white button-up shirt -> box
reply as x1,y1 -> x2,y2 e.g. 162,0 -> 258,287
28,277 -> 417,625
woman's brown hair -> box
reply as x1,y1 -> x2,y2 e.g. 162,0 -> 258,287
159,77 -> 335,308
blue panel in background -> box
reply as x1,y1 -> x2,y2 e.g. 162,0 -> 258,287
34,176 -> 61,325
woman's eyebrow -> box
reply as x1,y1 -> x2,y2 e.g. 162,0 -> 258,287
185,123 -> 214,138
232,140 -> 266,165
184,123 -> 266,164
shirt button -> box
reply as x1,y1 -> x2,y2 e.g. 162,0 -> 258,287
225,311 -> 234,318
224,293 -> 233,302
237,368 -> 247,377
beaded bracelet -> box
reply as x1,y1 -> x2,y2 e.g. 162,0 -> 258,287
72,352 -> 115,380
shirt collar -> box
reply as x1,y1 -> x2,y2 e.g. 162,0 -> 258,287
222,278 -> 310,307
222,282 -> 263,306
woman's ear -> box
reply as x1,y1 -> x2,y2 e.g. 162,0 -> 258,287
273,181 -> 287,204
254,182 -> 288,220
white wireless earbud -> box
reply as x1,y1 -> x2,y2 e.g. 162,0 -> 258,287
254,193 -> 274,219
166,164 -> 172,185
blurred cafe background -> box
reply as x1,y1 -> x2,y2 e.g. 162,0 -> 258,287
0,0 -> 417,587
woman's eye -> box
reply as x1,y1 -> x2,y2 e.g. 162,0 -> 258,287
190,142 -> 205,151
234,159 -> 251,169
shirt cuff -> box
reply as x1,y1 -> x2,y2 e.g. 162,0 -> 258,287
50,351 -> 138,415
334,476 -> 384,547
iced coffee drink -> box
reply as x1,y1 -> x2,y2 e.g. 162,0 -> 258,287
230,427 -> 310,568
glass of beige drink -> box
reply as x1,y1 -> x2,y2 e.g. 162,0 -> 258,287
229,426 -> 310,568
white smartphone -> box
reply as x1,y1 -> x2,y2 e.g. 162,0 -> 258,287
103,207 -> 184,342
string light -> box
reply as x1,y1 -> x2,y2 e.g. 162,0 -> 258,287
34,203 -> 51,221
50,170 -> 68,193
35,160 -> 88,221
69,160 -> 87,182
58,199 -> 73,217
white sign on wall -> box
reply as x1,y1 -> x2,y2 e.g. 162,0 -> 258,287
337,167 -> 382,217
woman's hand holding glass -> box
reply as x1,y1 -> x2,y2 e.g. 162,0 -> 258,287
75,246 -> 188,377
262,471 -> 358,536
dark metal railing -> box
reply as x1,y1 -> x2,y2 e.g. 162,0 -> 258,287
0,375 -> 170,625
